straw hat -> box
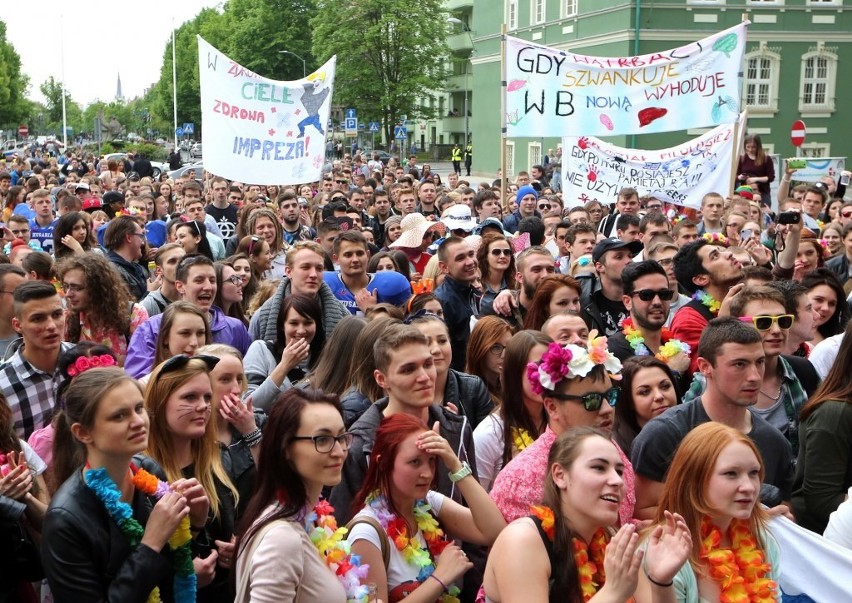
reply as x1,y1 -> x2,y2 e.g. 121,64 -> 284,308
389,213 -> 446,249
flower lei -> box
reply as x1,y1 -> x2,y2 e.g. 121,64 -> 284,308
699,517 -> 777,603
529,505 -> 613,603
526,334 -> 622,395
702,232 -> 729,247
303,499 -> 370,602
365,492 -> 461,602
66,354 -> 117,377
692,289 -> 721,314
84,465 -> 195,603
510,426 -> 535,453
621,318 -> 691,363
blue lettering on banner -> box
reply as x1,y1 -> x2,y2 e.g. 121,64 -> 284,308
232,137 -> 305,160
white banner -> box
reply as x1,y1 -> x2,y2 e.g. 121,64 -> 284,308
561,115 -> 744,210
505,23 -> 748,137
198,36 -> 335,185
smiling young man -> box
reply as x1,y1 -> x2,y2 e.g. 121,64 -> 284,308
124,254 -> 251,378
0,281 -> 73,438
630,317 -> 795,520
140,243 -> 186,317
435,236 -> 480,371
329,323 -> 477,524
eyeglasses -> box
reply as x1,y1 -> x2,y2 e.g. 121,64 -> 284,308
160,354 -> 220,375
292,432 -> 354,453
131,232 -> 146,239
62,283 -> 86,294
538,204 -> 551,211
224,275 -> 243,286
630,288 -> 674,302
549,387 -> 620,412
488,343 -> 506,356
335,180 -> 348,185
738,314 -> 795,331
490,248 -> 512,257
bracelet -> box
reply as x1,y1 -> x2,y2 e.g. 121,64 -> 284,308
246,434 -> 263,448
242,428 -> 262,447
448,461 -> 472,483
429,574 -> 449,592
645,569 -> 673,588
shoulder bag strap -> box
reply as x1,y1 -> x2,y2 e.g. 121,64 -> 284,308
345,516 -> 390,569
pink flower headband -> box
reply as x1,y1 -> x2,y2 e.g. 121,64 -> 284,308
66,354 -> 117,377
702,232 -> 729,247
526,335 -> 622,395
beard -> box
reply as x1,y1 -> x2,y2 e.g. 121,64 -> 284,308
634,306 -> 667,331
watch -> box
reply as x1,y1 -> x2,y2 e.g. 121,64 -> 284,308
448,461 -> 472,483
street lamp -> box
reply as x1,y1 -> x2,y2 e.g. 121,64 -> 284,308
279,50 -> 307,79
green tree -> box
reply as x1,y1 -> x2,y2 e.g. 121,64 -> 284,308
0,20 -> 29,129
39,76 -> 83,137
311,0 -> 449,144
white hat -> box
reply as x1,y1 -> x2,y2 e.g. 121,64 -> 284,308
389,213 -> 446,249
441,204 -> 476,232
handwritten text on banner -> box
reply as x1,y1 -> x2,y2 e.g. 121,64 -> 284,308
198,36 -> 335,185
506,23 -> 747,138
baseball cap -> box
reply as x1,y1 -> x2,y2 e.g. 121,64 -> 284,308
592,239 -> 643,263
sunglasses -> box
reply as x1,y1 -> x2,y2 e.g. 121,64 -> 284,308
160,354 -> 219,375
549,387 -> 620,412
630,288 -> 674,302
490,248 -> 512,257
738,314 -> 795,331
538,203 -> 551,211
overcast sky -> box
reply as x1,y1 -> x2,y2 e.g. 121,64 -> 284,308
4,0 -> 221,107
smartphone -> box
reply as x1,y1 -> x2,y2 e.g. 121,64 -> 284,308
787,158 -> 807,170
778,211 -> 801,225
741,229 -> 753,240
842,173 -> 851,187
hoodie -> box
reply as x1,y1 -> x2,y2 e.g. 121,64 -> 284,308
248,277 -> 350,342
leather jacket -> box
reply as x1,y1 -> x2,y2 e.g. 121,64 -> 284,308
444,369 -> 494,429
42,459 -> 175,602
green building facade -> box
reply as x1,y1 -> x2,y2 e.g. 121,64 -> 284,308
458,0 -> 852,179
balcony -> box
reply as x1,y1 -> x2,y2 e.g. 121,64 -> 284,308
444,0 -> 473,10
441,116 -> 467,134
446,74 -> 471,91
447,32 -> 473,54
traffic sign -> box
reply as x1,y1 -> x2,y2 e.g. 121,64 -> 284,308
368,122 -> 380,132
17,125 -> 28,137
345,118 -> 357,131
182,122 -> 195,135
358,122 -> 365,131
345,108 -> 357,119
394,125 -> 407,139
791,120 -> 807,147
175,127 -> 184,137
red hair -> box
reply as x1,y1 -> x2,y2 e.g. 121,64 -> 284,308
352,414 -> 431,524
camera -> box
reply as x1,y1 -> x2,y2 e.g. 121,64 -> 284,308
778,211 -> 801,225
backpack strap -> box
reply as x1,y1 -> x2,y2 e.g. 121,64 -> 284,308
345,516 -> 390,569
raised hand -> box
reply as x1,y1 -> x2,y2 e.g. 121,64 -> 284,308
417,421 -> 461,473
599,523 -> 642,601
219,393 -> 257,436
644,511 -> 691,586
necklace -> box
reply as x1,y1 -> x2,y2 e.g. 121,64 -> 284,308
301,499 -> 369,602
699,516 -> 777,602
692,289 -> 721,314
366,492 -> 460,602
84,465 -> 195,603
759,388 -> 781,402
621,317 -> 691,363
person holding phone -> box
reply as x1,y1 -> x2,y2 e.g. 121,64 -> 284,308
737,134 -> 774,198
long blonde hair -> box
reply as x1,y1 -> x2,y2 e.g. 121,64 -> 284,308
144,357 -> 238,519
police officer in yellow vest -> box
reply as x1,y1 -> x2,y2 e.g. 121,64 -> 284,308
464,140 -> 473,176
451,143 -> 462,176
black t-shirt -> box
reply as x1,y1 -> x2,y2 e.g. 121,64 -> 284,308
205,204 -> 238,240
630,399 -> 795,501
595,292 -> 628,337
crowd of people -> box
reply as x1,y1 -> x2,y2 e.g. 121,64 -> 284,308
1,136 -> 852,602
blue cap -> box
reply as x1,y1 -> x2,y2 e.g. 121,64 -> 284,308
516,184 -> 538,202
367,270 -> 412,307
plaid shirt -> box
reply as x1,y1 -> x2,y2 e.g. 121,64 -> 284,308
0,342 -> 71,439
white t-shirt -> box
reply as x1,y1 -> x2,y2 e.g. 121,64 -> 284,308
473,414 -> 505,492
347,491 -> 446,594
810,333 -> 843,380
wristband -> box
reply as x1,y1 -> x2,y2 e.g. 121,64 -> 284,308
429,573 -> 449,592
645,569 -> 673,588
448,461 -> 472,483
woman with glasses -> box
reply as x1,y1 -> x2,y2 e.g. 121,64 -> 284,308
243,294 -> 326,412
523,274 -> 582,331
234,388 -> 365,602
347,413 -> 506,603
227,253 -> 258,314
213,261 -> 247,326
477,233 -> 517,316
613,357 -> 680,455
407,312 -> 494,428
145,354 -> 241,602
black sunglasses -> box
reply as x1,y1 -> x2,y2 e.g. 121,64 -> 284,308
490,248 -> 513,257
630,288 -> 674,302
160,354 -> 219,375
549,387 -> 620,411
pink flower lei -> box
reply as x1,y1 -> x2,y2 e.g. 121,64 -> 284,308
66,354 -> 117,377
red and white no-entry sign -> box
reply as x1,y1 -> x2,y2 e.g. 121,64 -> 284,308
791,120 -> 807,147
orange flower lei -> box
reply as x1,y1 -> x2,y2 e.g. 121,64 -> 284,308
699,517 -> 777,603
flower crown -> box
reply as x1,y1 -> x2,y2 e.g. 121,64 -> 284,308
66,354 -> 117,377
702,232 -> 729,247
526,336 -> 622,395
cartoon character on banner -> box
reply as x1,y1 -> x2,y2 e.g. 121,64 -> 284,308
297,70 -> 331,138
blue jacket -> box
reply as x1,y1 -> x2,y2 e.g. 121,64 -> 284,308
125,305 -> 252,378
435,276 -> 479,372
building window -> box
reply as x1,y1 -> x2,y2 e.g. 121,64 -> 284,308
800,143 -> 830,158
807,0 -> 840,5
747,0 -> 784,5
528,143 -> 542,170
799,46 -> 837,113
562,0 -> 577,18
532,0 -> 546,25
506,141 -> 516,179
508,0 -> 518,30
744,47 -> 780,114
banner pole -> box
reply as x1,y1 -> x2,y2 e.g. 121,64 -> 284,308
729,13 -> 749,198
500,23 -> 508,205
